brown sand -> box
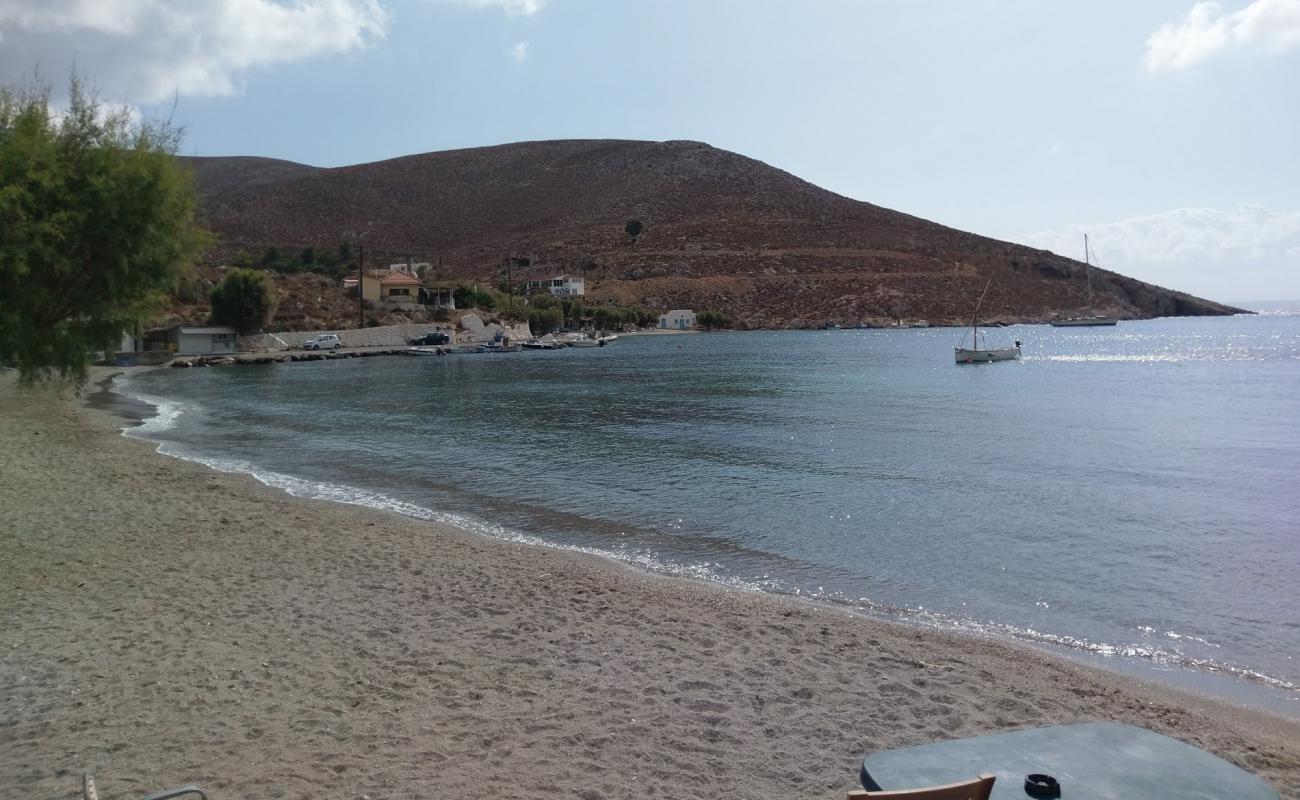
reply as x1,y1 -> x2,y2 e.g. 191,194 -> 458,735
1,371 -> 1297,800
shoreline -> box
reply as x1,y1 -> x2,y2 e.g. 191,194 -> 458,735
105,366 -> 1300,714
2,370 -> 1297,798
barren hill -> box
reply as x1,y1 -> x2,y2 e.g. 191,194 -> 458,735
181,140 -> 1242,328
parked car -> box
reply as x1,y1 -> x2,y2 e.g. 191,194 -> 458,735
408,331 -> 450,346
303,334 -> 341,351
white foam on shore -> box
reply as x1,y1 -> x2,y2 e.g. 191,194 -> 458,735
109,375 -> 773,595
857,600 -> 1300,695
112,374 -> 187,437
155,446 -> 777,596
108,376 -> 1299,704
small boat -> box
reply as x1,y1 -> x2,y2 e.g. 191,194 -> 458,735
408,346 -> 449,356
522,336 -> 563,350
567,335 -> 600,348
955,272 -> 1022,364
474,332 -> 521,353
474,342 -> 521,353
955,335 -> 1022,363
1051,234 -> 1118,327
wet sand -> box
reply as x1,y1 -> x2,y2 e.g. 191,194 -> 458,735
1,370 -> 1297,799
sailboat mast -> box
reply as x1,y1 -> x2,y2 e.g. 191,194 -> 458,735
971,273 -> 995,351
1084,233 -> 1092,306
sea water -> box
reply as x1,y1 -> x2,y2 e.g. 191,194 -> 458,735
119,313 -> 1300,715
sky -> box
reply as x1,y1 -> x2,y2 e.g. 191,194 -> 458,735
1,0 -> 1297,303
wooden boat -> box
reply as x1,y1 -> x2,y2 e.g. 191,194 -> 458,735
955,273 -> 1022,364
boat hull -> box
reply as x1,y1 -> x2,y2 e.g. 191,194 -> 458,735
955,347 -> 1020,364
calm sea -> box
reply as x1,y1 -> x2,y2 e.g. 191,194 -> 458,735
119,312 -> 1300,714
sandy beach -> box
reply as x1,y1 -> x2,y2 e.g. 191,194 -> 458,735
1,370 -> 1297,800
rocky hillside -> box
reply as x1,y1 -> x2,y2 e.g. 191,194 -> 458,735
180,140 -> 1243,328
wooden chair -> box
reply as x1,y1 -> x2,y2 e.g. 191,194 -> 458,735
847,773 -> 996,800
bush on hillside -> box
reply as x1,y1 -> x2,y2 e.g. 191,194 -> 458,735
697,310 -> 731,330
210,269 -> 278,334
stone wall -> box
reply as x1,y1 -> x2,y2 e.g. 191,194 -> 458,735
239,317 -> 531,351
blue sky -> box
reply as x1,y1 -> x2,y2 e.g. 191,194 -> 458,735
2,0 -> 1297,302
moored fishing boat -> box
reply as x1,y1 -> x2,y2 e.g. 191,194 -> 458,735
955,272 -> 1022,364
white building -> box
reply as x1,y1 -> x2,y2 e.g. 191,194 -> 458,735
388,262 -> 431,277
525,274 -> 585,297
166,325 -> 238,355
659,309 -> 696,330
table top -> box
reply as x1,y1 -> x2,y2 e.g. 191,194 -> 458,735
859,722 -> 1278,800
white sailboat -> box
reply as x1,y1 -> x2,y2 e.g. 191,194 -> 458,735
1050,234 -> 1118,327
955,273 -> 1022,364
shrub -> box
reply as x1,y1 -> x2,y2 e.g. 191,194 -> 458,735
697,310 -> 731,330
528,307 -> 564,334
210,269 -> 278,334
454,285 -> 495,310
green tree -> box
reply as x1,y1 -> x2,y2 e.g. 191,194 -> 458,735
697,310 -> 731,330
495,295 -> 527,321
528,291 -> 560,309
562,300 -> 590,327
528,307 -> 564,335
0,76 -> 205,384
629,306 -> 658,327
625,218 -> 643,245
210,269 -> 278,334
454,285 -> 495,310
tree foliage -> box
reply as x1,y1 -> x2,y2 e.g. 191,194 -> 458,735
528,307 -> 564,334
454,285 -> 495,310
235,242 -> 350,279
527,291 -> 560,309
494,295 -> 527,322
210,269 -> 277,334
697,310 -> 731,330
624,218 -> 643,244
554,300 -> 656,329
0,76 -> 206,384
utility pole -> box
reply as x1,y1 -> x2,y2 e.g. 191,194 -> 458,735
506,256 -> 513,308
345,230 -> 371,333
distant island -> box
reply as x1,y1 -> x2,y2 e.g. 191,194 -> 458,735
174,139 -> 1244,331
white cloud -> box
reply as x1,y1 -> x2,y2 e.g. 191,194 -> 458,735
1013,205 -> 1300,300
1017,205 -> 1300,263
510,40 -> 530,61
440,0 -> 547,16
1144,0 -> 1300,72
0,0 -> 389,104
